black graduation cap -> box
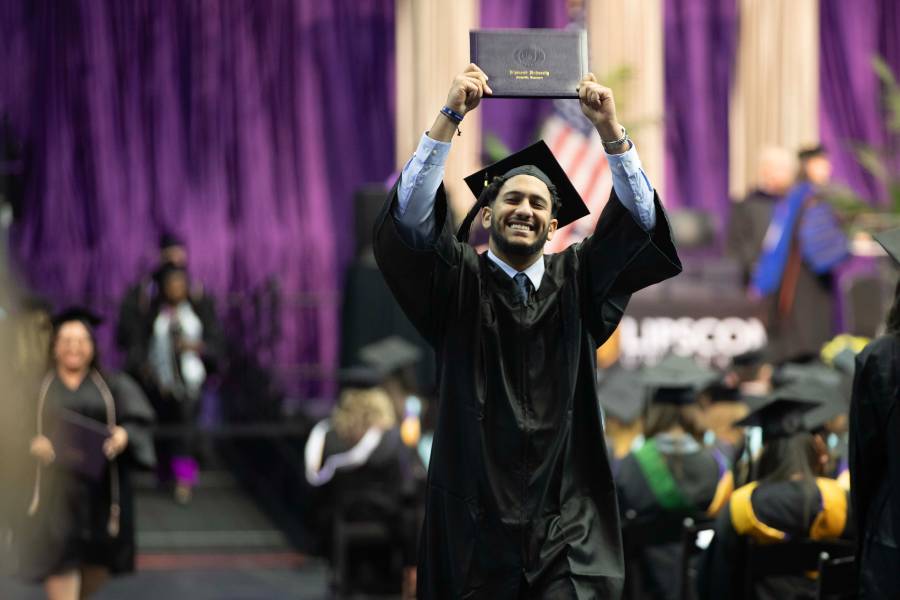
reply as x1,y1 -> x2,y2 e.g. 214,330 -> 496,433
51,307 -> 103,331
731,349 -> 768,369
641,355 -> 719,405
874,228 -> 900,265
337,366 -> 386,390
456,140 -> 590,241
159,232 -> 184,250
734,377 -> 842,441
358,336 -> 422,376
798,144 -> 827,160
703,379 -> 742,403
597,367 -> 644,424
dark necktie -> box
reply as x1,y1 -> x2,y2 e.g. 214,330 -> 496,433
513,272 -> 533,305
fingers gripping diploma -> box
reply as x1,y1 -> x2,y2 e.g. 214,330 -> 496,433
431,63 -> 493,142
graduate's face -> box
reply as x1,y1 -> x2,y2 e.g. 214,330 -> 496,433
482,174 -> 558,257
53,321 -> 95,372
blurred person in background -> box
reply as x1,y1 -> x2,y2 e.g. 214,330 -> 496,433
698,380 -> 853,600
116,233 -> 191,379
616,356 -> 733,600
752,145 -> 850,363
727,147 -> 797,286
18,309 -> 155,600
849,229 -> 900,598
136,262 -> 223,504
304,368 -> 425,598
596,366 -> 645,477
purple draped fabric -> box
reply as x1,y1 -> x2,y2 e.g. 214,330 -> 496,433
820,0 -> 900,204
663,0 -> 737,220
0,1 -> 395,399
479,0 -> 570,155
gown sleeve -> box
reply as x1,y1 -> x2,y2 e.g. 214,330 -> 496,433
849,337 -> 900,550
373,176 -> 477,346
574,189 -> 682,345
110,373 -> 157,470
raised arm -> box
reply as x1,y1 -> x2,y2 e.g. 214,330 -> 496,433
393,64 -> 492,248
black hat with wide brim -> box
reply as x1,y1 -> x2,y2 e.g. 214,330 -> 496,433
456,140 -> 590,241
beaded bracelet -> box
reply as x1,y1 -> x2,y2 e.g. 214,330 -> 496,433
440,106 -> 464,124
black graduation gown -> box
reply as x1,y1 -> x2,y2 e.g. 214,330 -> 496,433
726,189 -> 779,286
374,180 -> 681,599
17,373 -> 155,581
615,439 -> 727,600
312,427 -> 426,591
849,335 -> 900,598
697,479 -> 852,600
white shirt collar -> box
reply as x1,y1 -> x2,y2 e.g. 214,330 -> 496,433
486,249 -> 545,290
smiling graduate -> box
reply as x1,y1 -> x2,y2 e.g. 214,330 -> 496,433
374,63 -> 682,599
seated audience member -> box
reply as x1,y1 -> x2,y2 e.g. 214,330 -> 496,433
139,262 -> 223,504
616,356 -> 734,600
727,147 -> 797,286
116,233 -> 190,378
849,229 -> 900,598
597,366 -> 644,477
19,309 -> 155,600
699,378 -> 750,465
698,379 -> 853,600
304,368 -> 425,596
359,335 -> 423,422
751,145 -> 850,363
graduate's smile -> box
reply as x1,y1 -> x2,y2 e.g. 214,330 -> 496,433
483,174 -> 559,261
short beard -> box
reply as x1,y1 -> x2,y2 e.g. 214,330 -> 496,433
490,217 -> 548,257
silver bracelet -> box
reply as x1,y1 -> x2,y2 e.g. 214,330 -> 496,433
601,125 -> 629,150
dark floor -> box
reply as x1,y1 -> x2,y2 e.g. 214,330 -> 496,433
1,470 -> 337,599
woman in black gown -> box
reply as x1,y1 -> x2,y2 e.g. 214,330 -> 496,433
20,308 -> 155,600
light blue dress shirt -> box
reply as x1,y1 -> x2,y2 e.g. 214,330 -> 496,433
393,132 -> 657,286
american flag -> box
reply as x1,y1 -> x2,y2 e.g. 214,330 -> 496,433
541,99 -> 612,253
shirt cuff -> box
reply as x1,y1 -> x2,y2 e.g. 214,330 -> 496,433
416,132 -> 452,166
604,140 -> 641,174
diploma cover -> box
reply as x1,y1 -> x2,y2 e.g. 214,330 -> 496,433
48,408 -> 110,480
469,29 -> 588,98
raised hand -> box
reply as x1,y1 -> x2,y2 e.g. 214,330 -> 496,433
445,63 -> 493,117
576,73 -> 625,150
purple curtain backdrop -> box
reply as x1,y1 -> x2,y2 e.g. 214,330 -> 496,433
479,0 -> 570,156
663,0 -> 738,221
820,0 -> 900,204
0,1 -> 395,400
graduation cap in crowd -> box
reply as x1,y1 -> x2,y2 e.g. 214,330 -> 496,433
456,140 -> 590,241
597,367 -> 645,424
159,232 -> 184,250
51,307 -> 103,332
703,379 -> 742,403
359,336 -> 422,377
641,355 -> 719,405
735,377 -> 844,441
874,228 -> 900,265
337,366 -> 386,390
797,144 -> 827,161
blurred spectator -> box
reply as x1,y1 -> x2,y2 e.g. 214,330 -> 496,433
727,147 -> 797,285
17,309 -> 155,600
616,356 -> 733,600
752,145 -> 850,363
116,233 -> 189,379
597,366 -> 645,477
125,262 -> 223,504
849,229 -> 900,598
698,380 -> 853,599
304,368 -> 425,597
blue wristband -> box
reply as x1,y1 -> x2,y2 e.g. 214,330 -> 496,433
440,106 -> 464,124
